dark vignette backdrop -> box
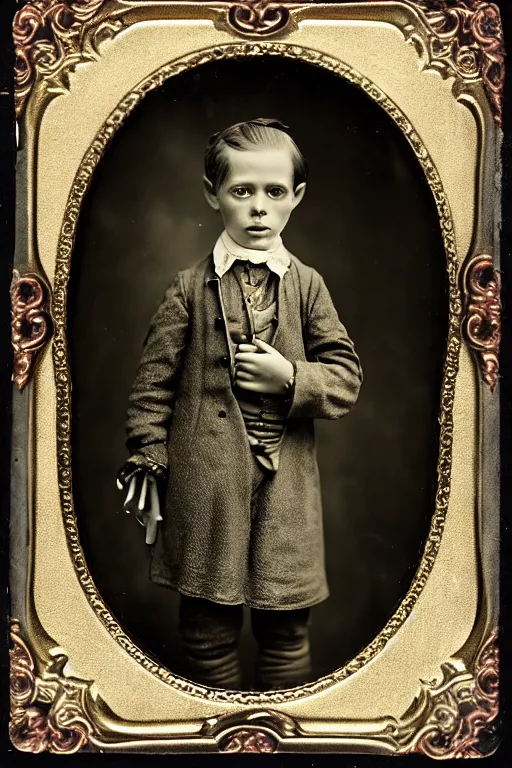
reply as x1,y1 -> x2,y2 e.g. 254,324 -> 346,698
68,56 -> 448,687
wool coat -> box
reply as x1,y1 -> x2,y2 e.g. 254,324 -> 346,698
125,253 -> 362,610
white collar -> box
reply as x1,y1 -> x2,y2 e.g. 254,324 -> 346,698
213,230 -> 291,278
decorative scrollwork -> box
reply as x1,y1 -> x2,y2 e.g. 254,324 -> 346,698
219,729 -> 277,752
462,254 -> 501,392
396,631 -> 499,758
412,1 -> 505,125
204,709 -> 298,752
13,1 -> 504,124
9,620 -> 92,754
13,0 -> 125,116
10,269 -> 53,392
228,0 -> 291,37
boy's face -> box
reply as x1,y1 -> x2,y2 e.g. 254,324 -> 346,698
204,146 -> 305,250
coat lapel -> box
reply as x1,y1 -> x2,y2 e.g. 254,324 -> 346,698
205,256 -> 236,380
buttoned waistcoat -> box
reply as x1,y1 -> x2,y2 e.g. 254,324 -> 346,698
126,253 -> 362,609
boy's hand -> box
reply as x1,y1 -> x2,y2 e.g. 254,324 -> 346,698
235,338 -> 294,395
122,470 -> 162,545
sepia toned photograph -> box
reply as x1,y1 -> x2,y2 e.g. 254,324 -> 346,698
68,55 -> 447,692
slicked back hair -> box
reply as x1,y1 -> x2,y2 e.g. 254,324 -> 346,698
204,118 -> 307,193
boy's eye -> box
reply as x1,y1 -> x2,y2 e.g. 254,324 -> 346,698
267,187 -> 286,199
231,187 -> 251,198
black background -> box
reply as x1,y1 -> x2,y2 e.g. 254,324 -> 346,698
1,0 -> 511,765
68,54 -> 446,686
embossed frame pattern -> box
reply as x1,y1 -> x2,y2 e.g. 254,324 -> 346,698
10,0 -> 501,756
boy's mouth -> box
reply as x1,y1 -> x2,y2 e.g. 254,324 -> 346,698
246,225 -> 270,233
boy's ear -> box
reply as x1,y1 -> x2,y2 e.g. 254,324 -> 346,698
291,182 -> 306,209
203,175 -> 220,211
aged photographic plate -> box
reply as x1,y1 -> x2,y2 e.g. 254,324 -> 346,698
9,0 -> 502,757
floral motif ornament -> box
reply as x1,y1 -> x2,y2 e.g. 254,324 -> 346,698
462,254 -> 501,392
412,0 -> 505,126
228,0 -> 291,37
9,620 -> 91,754
10,269 -> 53,392
397,631 -> 499,758
13,0 -> 125,117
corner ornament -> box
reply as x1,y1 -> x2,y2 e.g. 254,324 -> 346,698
13,0 -> 125,117
11,269 -> 53,392
228,0 -> 291,37
10,620 -> 91,754
219,729 -> 277,752
412,1 -> 505,126
398,631 -> 499,758
462,254 -> 501,392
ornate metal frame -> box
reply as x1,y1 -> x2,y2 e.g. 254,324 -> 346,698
8,618 -> 500,755
10,269 -> 53,392
12,1 -> 505,125
10,0 -> 502,757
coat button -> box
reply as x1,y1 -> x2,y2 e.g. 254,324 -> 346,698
218,410 -> 227,418
219,356 -> 229,368
214,317 -> 223,330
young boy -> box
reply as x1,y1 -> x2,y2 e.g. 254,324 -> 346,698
118,118 -> 362,691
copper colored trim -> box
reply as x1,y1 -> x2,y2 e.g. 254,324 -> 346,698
413,1 -> 505,126
218,728 -> 278,752
13,0 -> 125,117
9,620 -> 90,754
409,630 -> 499,758
9,617 -> 499,755
10,269 -> 53,392
13,2 -> 505,125
462,254 -> 501,392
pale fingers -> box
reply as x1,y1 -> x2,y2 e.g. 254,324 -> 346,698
236,370 -> 256,381
124,476 -> 142,516
148,475 -> 163,522
125,476 -> 137,508
145,518 -> 159,545
235,379 -> 266,392
235,352 -> 261,364
146,477 -> 162,544
235,361 -> 258,374
138,472 -> 148,512
237,343 -> 259,353
253,338 -> 276,353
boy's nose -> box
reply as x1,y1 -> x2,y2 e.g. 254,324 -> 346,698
251,193 -> 267,217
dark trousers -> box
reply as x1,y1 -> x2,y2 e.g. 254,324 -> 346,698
178,458 -> 311,690
178,595 -> 311,690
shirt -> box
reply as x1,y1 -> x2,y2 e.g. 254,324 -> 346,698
213,232 -> 292,472
213,230 -> 291,279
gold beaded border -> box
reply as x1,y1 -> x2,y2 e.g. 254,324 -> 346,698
52,42 -> 461,704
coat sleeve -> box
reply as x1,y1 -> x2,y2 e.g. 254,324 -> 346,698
287,270 -> 362,420
125,272 -> 190,469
